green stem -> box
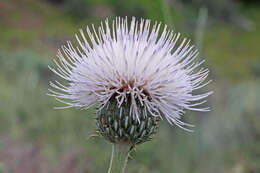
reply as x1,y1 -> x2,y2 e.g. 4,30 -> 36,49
108,144 -> 130,173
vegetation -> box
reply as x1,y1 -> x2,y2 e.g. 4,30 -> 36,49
0,0 -> 259,172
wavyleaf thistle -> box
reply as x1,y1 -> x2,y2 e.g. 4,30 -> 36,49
48,17 -> 212,147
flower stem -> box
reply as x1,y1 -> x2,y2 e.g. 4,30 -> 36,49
108,143 -> 130,173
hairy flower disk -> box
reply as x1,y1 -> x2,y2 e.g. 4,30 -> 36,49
48,17 -> 212,131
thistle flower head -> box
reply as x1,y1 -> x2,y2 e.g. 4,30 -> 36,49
49,17 -> 212,144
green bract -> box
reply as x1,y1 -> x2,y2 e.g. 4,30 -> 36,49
96,98 -> 160,147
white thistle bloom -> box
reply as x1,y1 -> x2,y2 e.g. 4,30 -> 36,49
49,17 -> 212,131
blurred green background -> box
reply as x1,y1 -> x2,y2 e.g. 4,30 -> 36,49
0,0 -> 259,172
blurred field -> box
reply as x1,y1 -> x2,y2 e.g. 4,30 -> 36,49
0,0 -> 260,172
